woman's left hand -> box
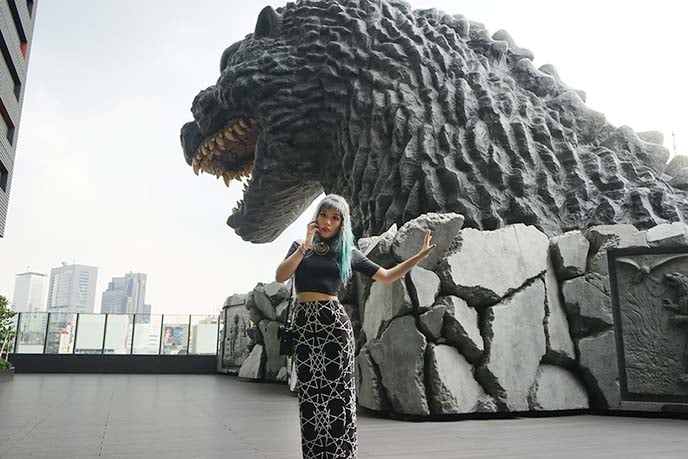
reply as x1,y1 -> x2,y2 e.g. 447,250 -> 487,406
416,229 -> 437,261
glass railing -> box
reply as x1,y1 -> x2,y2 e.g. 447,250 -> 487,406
8,312 -> 221,355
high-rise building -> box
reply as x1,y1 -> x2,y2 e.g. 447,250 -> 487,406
11,270 -> 46,312
101,272 -> 148,315
0,1 -> 38,237
46,262 -> 98,313
101,277 -> 127,313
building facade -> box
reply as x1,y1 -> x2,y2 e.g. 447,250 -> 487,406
46,262 -> 98,313
11,270 -> 45,312
0,0 -> 37,237
101,272 -> 148,315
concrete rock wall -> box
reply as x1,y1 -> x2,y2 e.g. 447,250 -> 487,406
232,214 -> 688,416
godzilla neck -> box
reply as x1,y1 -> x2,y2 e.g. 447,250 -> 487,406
329,122 -> 425,239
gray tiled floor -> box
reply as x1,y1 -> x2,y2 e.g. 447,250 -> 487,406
0,374 -> 686,459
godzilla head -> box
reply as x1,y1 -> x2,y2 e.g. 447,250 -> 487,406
182,0 -> 682,242
180,5 -> 344,243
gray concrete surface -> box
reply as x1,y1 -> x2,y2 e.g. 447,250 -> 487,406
0,374 -> 686,458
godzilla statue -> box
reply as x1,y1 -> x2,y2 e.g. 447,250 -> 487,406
180,0 -> 687,243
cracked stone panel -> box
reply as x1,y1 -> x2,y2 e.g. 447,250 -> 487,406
577,330 -> 621,409
477,280 -> 547,411
584,225 -> 648,276
253,284 -> 277,320
438,296 -> 483,365
248,307 -> 263,327
258,320 -> 286,380
362,278 -> 413,341
358,223 -> 398,268
351,272 -> 373,337
426,343 -> 487,414
419,305 -> 447,341
438,224 -> 549,307
238,344 -> 265,380
356,347 -> 391,411
645,222 -> 688,247
550,230 -> 589,280
407,266 -> 441,312
528,364 -> 589,410
275,300 -> 289,322
544,256 -> 575,363
368,315 -> 429,415
263,281 -> 289,305
561,272 -> 613,337
391,212 -> 465,270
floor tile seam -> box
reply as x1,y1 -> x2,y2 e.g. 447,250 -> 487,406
97,388 -> 116,457
185,394 -> 269,459
0,391 -> 73,459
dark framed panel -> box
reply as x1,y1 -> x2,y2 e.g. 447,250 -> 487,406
608,246 -> 688,408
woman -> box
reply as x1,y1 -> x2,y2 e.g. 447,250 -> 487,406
275,194 -> 436,459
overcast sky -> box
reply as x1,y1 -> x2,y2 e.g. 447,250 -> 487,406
0,0 -> 685,315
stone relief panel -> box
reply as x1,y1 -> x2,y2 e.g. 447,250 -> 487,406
610,248 -> 688,403
222,304 -> 251,369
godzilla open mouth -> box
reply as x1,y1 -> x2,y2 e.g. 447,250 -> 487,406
190,117 -> 260,187
183,111 -> 323,243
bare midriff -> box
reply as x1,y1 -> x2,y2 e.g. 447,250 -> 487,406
297,291 -> 338,302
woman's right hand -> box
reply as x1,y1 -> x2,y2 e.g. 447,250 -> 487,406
304,221 -> 319,249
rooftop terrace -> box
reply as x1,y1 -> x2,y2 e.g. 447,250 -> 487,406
1,374 -> 686,459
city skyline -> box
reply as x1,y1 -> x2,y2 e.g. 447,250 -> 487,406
0,0 -> 685,315
11,263 -> 152,315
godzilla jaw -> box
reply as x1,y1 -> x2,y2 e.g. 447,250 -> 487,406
182,116 -> 323,243
227,176 -> 324,243
226,131 -> 324,243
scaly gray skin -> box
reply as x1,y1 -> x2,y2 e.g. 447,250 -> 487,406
180,0 -> 688,243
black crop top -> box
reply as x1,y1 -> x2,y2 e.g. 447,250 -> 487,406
284,240 -> 381,294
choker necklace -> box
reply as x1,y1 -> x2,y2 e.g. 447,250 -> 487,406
314,240 -> 330,255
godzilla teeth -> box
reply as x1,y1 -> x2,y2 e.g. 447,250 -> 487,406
232,199 -> 244,213
191,117 -> 261,182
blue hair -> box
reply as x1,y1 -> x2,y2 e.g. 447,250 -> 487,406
311,194 -> 354,285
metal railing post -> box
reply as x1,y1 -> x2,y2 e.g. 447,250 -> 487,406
101,314 -> 109,355
42,312 -> 50,354
159,314 -> 165,355
13,312 -> 21,354
72,313 -> 80,354
130,314 -> 136,355
186,315 -> 192,355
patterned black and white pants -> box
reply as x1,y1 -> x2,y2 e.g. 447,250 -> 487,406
293,299 -> 358,459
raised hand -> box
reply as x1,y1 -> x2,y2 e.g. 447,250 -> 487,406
417,229 -> 437,260
304,221 -> 319,250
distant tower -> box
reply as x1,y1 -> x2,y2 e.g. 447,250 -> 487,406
11,271 -> 46,312
46,263 -> 98,313
101,272 -> 148,315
